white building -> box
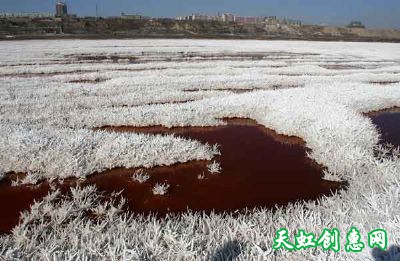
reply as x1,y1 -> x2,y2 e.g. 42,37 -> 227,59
221,13 -> 234,22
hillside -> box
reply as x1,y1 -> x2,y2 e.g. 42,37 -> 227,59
1,17 -> 400,42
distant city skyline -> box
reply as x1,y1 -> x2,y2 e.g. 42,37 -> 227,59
1,0 -> 399,29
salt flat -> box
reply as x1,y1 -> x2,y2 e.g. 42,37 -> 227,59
0,39 -> 400,260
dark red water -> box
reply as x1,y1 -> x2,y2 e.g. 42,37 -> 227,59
0,118 -> 343,233
369,108 -> 400,147
0,176 -> 50,233
93,118 -> 342,215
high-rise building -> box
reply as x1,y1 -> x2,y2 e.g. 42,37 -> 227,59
55,1 -> 68,17
221,13 -> 234,23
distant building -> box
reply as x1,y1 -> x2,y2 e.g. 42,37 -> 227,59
234,16 -> 263,24
221,13 -> 234,22
0,12 -> 54,18
121,13 -> 150,20
179,13 -> 263,24
191,14 -> 207,21
347,21 -> 365,28
282,18 -> 302,26
55,1 -> 68,17
191,13 -> 220,22
175,12 -> 298,25
265,16 -> 278,25
176,13 -> 222,22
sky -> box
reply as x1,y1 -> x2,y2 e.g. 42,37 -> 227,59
1,0 -> 399,29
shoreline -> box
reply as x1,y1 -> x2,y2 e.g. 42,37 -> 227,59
2,33 -> 400,43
